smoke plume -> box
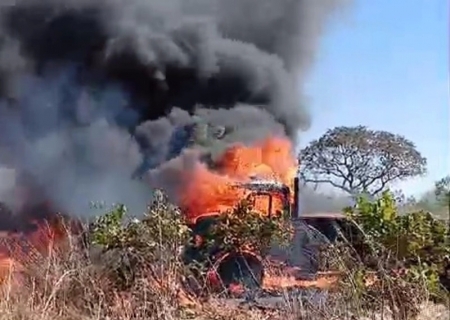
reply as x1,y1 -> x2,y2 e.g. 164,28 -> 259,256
0,0 -> 350,223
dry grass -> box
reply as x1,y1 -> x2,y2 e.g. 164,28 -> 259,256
0,223 -> 447,320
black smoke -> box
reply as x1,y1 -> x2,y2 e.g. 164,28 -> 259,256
0,0 -> 350,221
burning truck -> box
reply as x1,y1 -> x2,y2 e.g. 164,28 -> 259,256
174,151 -> 359,296
181,177 -> 295,294
173,149 -> 359,298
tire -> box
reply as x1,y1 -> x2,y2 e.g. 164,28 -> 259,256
217,253 -> 264,294
290,220 -> 332,279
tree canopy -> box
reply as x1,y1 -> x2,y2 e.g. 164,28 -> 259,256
435,175 -> 450,204
434,175 -> 450,221
299,126 -> 427,196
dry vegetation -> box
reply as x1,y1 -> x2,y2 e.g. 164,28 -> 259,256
0,191 -> 448,320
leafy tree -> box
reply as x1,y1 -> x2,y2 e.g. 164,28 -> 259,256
435,175 -> 450,220
408,177 -> 450,220
299,126 -> 427,196
390,189 -> 415,206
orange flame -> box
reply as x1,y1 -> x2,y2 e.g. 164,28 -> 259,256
0,213 -> 77,287
180,137 -> 297,222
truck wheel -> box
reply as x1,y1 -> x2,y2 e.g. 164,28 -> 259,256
291,220 -> 332,279
217,253 -> 264,295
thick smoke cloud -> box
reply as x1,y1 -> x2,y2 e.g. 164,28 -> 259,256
0,0 -> 350,223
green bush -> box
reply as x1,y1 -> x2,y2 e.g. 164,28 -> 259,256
208,199 -> 293,256
343,191 -> 449,301
89,190 -> 191,290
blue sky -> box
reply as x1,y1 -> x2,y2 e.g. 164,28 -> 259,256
301,0 -> 449,197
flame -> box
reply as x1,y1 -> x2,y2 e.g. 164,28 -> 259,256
180,137 -> 297,222
263,272 -> 340,291
0,210 -> 77,287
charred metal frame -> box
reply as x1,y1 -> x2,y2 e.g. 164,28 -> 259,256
236,179 -> 292,218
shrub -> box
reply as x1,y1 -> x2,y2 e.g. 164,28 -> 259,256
338,191 -> 449,308
208,199 -> 293,257
89,190 -> 191,291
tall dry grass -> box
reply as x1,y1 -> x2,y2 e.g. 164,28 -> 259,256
0,220 -> 447,320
